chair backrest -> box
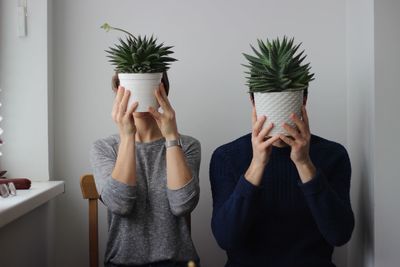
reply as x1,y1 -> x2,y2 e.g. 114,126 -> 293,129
80,174 -> 194,267
80,174 -> 99,267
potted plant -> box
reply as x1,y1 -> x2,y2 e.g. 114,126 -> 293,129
101,23 -> 177,112
243,36 -> 314,136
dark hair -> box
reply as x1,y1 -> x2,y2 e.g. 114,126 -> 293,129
111,71 -> 170,95
249,88 -> 308,101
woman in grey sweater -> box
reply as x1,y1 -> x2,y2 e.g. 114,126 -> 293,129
90,73 -> 201,267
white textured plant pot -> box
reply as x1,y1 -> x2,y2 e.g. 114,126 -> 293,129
254,90 -> 304,136
118,73 -> 163,112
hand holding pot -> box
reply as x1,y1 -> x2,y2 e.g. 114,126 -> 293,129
148,83 -> 179,140
279,105 -> 316,183
112,86 -> 138,139
279,105 -> 311,165
245,107 -> 280,186
250,107 -> 281,167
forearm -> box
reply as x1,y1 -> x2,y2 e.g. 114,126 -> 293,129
296,159 -> 317,183
166,135 -> 193,189
111,135 -> 136,186
244,160 -> 265,186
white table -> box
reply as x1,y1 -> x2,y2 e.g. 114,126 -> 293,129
0,181 -> 65,228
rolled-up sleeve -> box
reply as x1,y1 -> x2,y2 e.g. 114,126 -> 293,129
167,137 -> 201,216
89,139 -> 137,216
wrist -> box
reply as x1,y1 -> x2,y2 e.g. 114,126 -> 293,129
295,159 -> 316,183
120,134 -> 136,144
165,132 -> 179,141
244,160 -> 266,186
294,157 -> 313,169
249,159 -> 266,170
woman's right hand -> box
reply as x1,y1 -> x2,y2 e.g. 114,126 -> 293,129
111,86 -> 138,138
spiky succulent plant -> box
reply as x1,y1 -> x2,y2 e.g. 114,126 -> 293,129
243,36 -> 314,93
101,23 -> 177,73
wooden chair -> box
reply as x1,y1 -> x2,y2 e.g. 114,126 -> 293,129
80,174 -> 100,267
80,174 -> 195,267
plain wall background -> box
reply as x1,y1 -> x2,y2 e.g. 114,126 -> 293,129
374,0 -> 400,265
0,0 -> 51,180
52,0 -> 348,266
0,0 -> 55,265
346,0 -> 375,266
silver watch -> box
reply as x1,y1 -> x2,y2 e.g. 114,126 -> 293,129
165,138 -> 182,149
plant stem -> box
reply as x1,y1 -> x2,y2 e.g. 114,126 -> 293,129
110,26 -> 137,40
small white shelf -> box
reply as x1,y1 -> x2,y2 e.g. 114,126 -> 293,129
0,181 -> 65,228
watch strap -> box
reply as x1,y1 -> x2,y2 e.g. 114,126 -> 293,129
165,138 -> 182,149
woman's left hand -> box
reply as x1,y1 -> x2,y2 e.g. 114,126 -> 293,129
148,83 -> 179,140
279,105 -> 312,165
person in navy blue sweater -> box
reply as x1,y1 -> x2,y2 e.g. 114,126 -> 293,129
210,91 -> 354,267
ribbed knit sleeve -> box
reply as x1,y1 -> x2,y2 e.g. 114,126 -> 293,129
210,148 -> 261,250
298,146 -> 354,246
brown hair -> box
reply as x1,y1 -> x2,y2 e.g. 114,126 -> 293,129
111,71 -> 170,95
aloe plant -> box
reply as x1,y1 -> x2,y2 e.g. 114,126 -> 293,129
243,36 -> 314,93
101,23 -> 177,73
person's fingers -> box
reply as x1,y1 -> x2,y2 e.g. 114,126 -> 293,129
252,116 -> 266,137
126,101 -> 139,115
251,107 -> 257,125
302,106 -> 310,129
112,87 -> 124,120
155,88 -> 168,109
159,83 -> 171,104
119,90 -> 130,117
257,122 -> 273,142
282,123 -> 301,140
114,86 -> 124,105
279,134 -> 295,146
262,135 -> 281,149
290,113 -> 307,136
159,83 -> 174,111
148,106 -> 162,121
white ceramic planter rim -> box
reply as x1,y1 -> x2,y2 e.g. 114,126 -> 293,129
118,73 -> 162,80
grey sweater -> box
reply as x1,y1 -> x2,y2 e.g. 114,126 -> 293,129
89,134 -> 200,265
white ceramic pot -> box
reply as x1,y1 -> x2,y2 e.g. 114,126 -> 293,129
254,90 -> 304,136
118,73 -> 163,112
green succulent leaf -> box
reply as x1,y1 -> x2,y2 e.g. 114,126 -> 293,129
243,36 -> 315,93
102,23 -> 177,73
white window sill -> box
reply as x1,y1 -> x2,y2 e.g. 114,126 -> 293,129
0,181 -> 65,228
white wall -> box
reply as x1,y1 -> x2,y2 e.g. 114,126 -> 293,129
0,0 -> 51,181
52,1 -> 349,266
374,0 -> 400,266
0,1 -> 56,267
346,0 -> 375,266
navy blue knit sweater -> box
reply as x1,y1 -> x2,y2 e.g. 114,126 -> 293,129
210,133 -> 354,267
